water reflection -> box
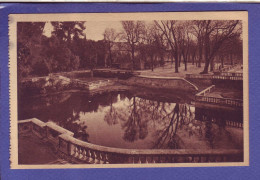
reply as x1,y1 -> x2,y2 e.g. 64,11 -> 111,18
18,90 -> 243,150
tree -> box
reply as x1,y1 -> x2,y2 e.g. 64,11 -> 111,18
51,21 -> 86,44
121,21 -> 145,70
142,24 -> 158,71
179,21 -> 193,71
17,22 -> 46,78
154,20 -> 181,73
103,28 -> 119,67
217,35 -> 242,67
200,20 -> 240,74
191,20 -> 205,67
40,35 -> 80,73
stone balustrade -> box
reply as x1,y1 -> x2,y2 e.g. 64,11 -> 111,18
186,74 -> 243,81
196,94 -> 243,107
196,85 -> 216,96
226,120 -> 243,128
220,72 -> 243,77
220,64 -> 238,72
18,118 -> 243,164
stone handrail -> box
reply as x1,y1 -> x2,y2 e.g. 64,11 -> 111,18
220,65 -> 238,72
195,85 -> 243,107
196,85 -> 215,96
186,74 -> 243,81
195,95 -> 243,107
19,118 -> 243,164
220,72 -> 243,77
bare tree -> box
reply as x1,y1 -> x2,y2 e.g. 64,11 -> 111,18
103,28 -> 118,67
201,20 -> 240,74
121,21 -> 145,70
191,20 -> 205,67
179,21 -> 193,71
142,24 -> 158,71
154,20 -> 180,73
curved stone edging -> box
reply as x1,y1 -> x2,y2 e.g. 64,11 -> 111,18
121,75 -> 199,92
18,118 -> 243,164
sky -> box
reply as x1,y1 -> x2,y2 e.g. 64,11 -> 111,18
43,21 -> 123,41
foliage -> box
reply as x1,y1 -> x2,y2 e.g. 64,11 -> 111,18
17,20 -> 243,80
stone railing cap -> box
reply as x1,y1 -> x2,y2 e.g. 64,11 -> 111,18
59,133 -> 242,156
46,122 -> 74,136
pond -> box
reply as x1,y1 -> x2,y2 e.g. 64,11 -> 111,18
18,89 -> 243,150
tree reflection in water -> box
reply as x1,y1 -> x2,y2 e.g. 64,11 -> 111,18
19,90 -> 243,149
19,92 -> 91,142
103,93 -> 204,149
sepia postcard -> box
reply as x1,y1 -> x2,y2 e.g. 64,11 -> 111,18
9,11 -> 249,169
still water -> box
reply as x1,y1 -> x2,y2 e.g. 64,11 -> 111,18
18,90 -> 243,150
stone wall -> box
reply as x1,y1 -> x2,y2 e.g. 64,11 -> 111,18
122,76 -> 198,92
20,74 -> 119,96
20,75 -> 73,96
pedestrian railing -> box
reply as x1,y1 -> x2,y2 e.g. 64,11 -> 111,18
195,85 -> 243,107
186,74 -> 243,81
195,95 -> 243,107
196,85 -> 215,96
220,72 -> 243,77
220,64 -> 238,72
18,118 -> 243,164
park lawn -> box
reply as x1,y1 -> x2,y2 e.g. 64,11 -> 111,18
137,63 -> 212,78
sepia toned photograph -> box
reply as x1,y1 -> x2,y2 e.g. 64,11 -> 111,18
9,12 -> 248,168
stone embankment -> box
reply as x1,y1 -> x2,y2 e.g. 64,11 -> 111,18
20,71 -> 200,96
121,75 -> 199,92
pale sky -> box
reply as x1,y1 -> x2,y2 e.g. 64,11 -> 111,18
43,21 -> 123,41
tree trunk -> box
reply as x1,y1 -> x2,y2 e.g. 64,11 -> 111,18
202,58 -> 210,74
175,52 -> 179,73
201,33 -> 210,74
183,52 -> 187,71
210,58 -> 214,72
171,52 -> 174,68
131,46 -> 135,71
151,55 -> 154,71
221,56 -> 224,67
109,48 -> 112,67
178,53 -> 181,67
198,41 -> 202,67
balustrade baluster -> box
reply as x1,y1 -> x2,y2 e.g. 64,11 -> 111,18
86,149 -> 93,163
198,156 -> 201,162
189,156 -> 194,162
72,144 -> 77,157
137,156 -> 142,164
128,156 -> 135,164
99,152 -> 105,164
94,151 -> 100,164
152,156 -> 156,163
90,150 -> 97,164
78,147 -> 83,159
170,156 -> 175,163
145,156 -> 149,164
104,153 -> 110,164
205,155 -> 209,162
82,148 -> 87,161
223,156 -> 227,162
158,156 -> 162,163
